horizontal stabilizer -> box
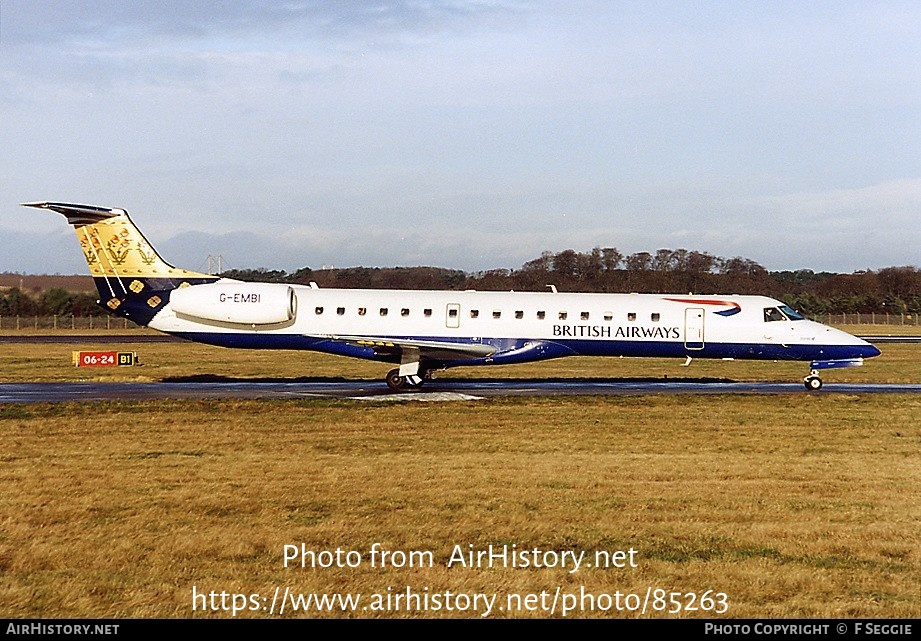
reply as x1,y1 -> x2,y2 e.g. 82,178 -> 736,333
21,201 -> 121,227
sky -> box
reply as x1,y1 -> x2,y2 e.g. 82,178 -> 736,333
1,1 -> 920,276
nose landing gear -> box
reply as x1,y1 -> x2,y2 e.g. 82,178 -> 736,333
804,358 -> 866,391
804,370 -> 823,391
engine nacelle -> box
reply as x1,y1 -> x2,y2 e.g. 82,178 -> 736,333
169,282 -> 297,325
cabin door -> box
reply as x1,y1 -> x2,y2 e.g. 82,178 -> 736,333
684,308 -> 705,350
445,303 -> 461,328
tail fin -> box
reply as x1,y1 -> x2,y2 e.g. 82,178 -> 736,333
23,201 -> 217,325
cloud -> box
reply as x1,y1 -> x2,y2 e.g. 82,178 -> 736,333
3,2 -> 921,276
2,1 -> 529,46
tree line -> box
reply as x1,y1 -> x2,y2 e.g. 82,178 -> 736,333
0,287 -> 104,317
3,247 -> 919,317
221,248 -> 921,316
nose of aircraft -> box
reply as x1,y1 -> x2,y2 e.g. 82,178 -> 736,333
860,341 -> 882,359
821,324 -> 882,359
840,329 -> 881,359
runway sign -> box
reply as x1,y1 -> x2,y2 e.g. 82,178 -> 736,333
73,351 -> 137,367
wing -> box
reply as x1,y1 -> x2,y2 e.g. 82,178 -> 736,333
312,334 -> 496,363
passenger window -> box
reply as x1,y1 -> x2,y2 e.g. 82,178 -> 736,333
559,311 -> 568,320
493,310 -> 501,319
448,308 -> 458,318
581,312 -> 589,321
470,309 -> 479,318
337,307 -> 345,316
358,307 -> 366,316
424,308 -> 432,317
603,312 -> 613,321
651,313 -> 660,322
315,307 -> 323,315
537,310 -> 546,320
401,308 -> 410,316
515,310 -> 524,319
380,308 -> 388,316
628,312 -> 636,321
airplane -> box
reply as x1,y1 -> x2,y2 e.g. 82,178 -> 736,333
24,201 -> 881,391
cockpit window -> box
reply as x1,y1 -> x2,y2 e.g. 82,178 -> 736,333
778,305 -> 805,320
764,306 -> 805,322
764,307 -> 787,322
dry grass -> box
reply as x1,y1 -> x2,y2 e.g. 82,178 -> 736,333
835,324 -> 921,336
0,395 -> 919,619
1,330 -> 918,619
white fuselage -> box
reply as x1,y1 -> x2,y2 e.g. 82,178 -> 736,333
151,280 -> 875,368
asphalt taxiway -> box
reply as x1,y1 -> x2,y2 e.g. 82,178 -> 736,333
2,379 -> 920,403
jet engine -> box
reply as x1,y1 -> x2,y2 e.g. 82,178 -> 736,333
169,282 -> 297,325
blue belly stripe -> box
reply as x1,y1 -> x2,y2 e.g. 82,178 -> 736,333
168,332 -> 880,368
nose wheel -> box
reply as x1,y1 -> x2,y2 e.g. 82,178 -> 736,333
804,370 -> 823,391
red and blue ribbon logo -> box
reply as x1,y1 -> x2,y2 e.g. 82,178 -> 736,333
663,298 -> 742,317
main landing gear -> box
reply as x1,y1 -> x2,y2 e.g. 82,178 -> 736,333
803,370 -> 823,391
386,368 -> 432,392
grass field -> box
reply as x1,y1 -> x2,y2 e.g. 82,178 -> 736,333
0,329 -> 919,619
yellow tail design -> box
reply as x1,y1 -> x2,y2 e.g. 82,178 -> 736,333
24,201 -> 216,325
23,201 -> 209,280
